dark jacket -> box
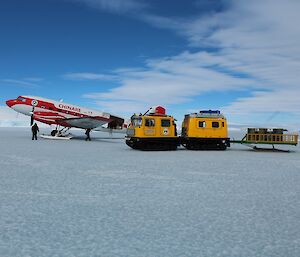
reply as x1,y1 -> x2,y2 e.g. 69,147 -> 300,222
31,124 -> 39,134
85,128 -> 91,135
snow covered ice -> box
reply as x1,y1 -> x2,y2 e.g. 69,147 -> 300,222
0,128 -> 300,257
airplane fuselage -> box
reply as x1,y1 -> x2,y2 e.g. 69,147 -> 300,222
6,95 -> 112,128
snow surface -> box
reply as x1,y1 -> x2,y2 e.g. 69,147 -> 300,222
0,128 -> 299,257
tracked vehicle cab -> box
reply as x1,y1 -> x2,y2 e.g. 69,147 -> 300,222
126,106 -> 179,150
181,110 -> 230,150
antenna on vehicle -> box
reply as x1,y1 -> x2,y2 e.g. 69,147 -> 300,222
143,107 -> 151,116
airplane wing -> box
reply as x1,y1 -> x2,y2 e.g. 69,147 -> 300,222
58,115 -> 125,129
33,111 -> 124,129
56,117 -> 111,129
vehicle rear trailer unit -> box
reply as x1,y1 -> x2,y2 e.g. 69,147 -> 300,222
230,128 -> 298,152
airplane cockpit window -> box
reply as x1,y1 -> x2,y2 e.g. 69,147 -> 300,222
17,97 -> 26,102
132,117 -> 142,127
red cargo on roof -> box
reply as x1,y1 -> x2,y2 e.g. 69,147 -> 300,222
149,106 -> 166,115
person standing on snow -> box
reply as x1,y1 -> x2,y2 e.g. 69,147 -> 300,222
31,123 -> 39,140
85,128 -> 91,141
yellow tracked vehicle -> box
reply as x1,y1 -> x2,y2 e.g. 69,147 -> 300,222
181,110 -> 230,150
126,106 -> 180,150
125,107 -> 297,152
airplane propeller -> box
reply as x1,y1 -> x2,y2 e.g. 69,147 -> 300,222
29,99 -> 39,126
30,105 -> 35,126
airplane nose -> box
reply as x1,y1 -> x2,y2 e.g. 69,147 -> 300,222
6,99 -> 15,108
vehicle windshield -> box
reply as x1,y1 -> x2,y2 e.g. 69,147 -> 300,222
131,117 -> 142,127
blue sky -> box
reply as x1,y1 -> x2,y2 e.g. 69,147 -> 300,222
1,0 -> 300,129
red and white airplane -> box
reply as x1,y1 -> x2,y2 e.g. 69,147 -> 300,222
6,95 -> 126,137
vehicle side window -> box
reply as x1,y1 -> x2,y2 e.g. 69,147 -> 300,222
212,122 -> 219,128
161,119 -> 170,127
199,121 -> 206,128
222,122 -> 225,127
145,119 -> 155,127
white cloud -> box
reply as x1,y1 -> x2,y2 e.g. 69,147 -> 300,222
63,72 -> 118,81
0,106 -> 48,127
84,51 -> 255,113
0,79 -> 39,88
93,100 -> 149,116
80,0 -> 300,128
23,77 -> 44,82
223,90 -> 300,114
68,0 -> 147,13
0,106 -> 30,127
